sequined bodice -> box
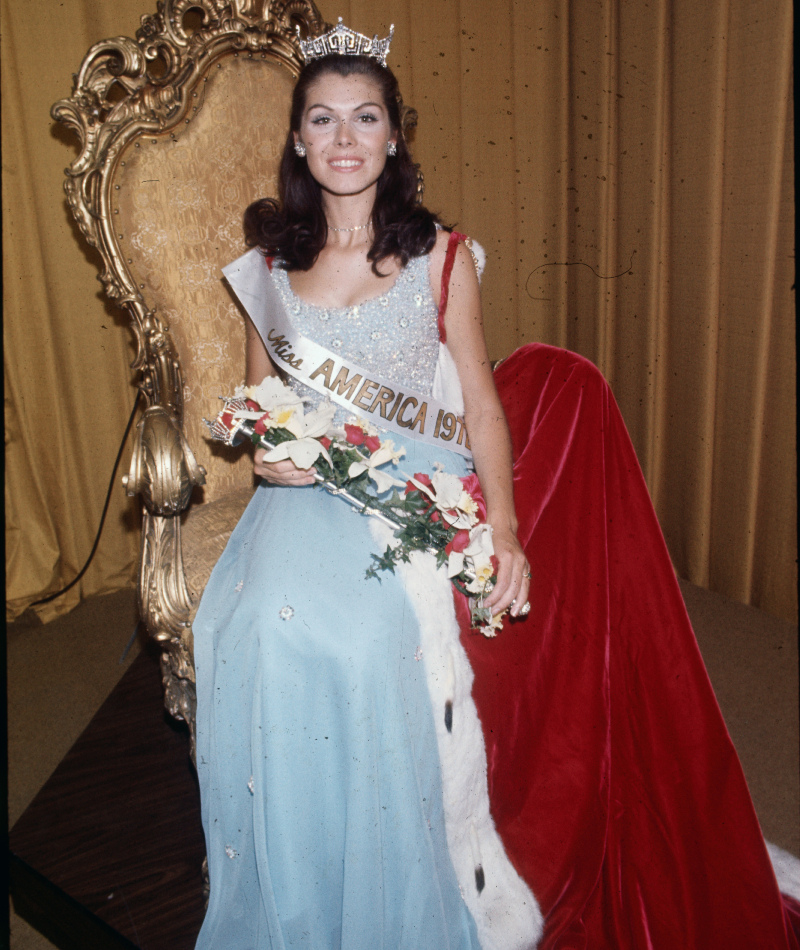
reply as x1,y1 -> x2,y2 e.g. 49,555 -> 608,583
271,254 -> 440,422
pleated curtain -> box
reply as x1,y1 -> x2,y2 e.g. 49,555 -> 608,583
3,0 -> 795,623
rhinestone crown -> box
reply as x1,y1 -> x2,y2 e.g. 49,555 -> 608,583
298,18 -> 395,68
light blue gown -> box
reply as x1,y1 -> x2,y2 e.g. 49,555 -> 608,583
193,254 -> 481,949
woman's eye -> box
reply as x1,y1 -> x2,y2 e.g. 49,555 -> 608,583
311,115 -> 333,125
358,114 -> 378,123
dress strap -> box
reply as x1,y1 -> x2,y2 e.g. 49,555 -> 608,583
437,230 -> 466,343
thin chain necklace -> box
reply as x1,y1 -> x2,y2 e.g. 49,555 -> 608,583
328,223 -> 370,233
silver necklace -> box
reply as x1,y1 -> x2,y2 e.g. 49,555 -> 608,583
328,223 -> 370,232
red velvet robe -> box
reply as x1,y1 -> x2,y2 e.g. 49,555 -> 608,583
455,343 -> 799,949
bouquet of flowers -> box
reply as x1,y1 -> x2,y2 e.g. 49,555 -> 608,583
204,376 -> 505,635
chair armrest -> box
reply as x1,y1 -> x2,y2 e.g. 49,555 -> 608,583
123,405 -> 206,515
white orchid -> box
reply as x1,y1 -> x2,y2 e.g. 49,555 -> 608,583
464,524 -> 496,593
480,609 -> 506,638
448,523 -> 494,581
262,401 -> 336,470
282,401 -> 335,440
231,377 -> 306,429
408,471 -> 480,530
431,471 -> 463,509
447,550 -> 466,578
464,522 -> 494,559
466,560 -> 496,594
370,440 -> 406,466
458,492 -> 480,519
264,436 -> 332,470
245,376 -> 304,413
348,440 -> 407,494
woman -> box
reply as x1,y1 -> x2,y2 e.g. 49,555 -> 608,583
196,29 -> 540,950
195,22 -> 799,950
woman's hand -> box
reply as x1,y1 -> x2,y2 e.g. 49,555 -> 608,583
254,447 -> 317,486
482,526 -> 531,619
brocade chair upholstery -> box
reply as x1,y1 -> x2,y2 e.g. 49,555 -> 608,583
52,0 -> 329,752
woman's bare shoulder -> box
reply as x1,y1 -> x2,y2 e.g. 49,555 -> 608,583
428,227 -> 451,268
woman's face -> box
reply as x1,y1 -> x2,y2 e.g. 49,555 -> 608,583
295,72 -> 397,199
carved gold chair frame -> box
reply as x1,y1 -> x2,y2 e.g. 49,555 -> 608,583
54,1 -> 422,758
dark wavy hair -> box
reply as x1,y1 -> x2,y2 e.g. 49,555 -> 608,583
243,54 -> 442,274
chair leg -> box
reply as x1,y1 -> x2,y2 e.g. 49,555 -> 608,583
138,509 -> 198,760
159,645 -> 197,763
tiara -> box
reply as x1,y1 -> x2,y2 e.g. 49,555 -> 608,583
297,18 -> 395,68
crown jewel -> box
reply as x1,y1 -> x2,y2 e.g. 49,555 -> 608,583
298,18 -> 395,68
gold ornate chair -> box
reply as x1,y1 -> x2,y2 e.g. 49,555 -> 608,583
52,0 -> 330,754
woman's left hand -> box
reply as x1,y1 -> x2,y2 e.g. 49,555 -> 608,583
482,526 -> 531,619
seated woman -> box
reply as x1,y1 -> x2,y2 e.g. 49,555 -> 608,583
194,20 -> 799,950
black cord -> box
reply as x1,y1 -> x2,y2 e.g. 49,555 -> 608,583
30,390 -> 143,607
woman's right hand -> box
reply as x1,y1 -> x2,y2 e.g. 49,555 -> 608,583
254,447 -> 317,486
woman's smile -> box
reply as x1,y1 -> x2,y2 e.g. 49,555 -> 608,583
327,155 -> 365,171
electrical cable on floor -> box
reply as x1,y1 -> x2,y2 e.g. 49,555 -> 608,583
29,390 -> 143,607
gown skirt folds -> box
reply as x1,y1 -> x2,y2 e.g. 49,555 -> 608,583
193,432 -> 483,950
460,342 -> 799,950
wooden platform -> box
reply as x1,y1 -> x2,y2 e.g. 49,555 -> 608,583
9,645 -> 207,949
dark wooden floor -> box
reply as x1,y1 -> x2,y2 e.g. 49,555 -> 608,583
9,645 -> 207,950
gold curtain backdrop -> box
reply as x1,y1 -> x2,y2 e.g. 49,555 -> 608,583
4,0 -> 795,623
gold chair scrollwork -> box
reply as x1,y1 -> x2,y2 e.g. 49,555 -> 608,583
52,0 -> 333,757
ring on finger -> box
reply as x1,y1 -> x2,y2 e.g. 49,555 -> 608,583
518,600 -> 531,616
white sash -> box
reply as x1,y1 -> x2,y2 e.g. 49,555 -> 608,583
223,248 -> 473,458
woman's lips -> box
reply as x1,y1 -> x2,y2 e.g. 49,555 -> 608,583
328,157 -> 364,171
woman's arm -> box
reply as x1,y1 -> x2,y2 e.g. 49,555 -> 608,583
245,314 -> 317,486
245,312 -> 277,387
431,237 -> 530,618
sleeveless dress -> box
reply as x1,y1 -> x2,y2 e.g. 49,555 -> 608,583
195,240 -> 800,950
193,250 -> 539,950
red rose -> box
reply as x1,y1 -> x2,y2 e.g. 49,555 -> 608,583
429,510 -> 440,522
404,472 -> 433,496
320,436 -> 332,450
365,435 -> 381,453
444,529 -> 470,556
460,474 -> 487,521
345,424 -> 365,446
245,398 -> 262,412
254,412 -> 270,435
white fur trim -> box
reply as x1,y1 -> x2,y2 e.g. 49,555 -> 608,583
468,238 -> 487,282
371,522 -> 543,949
432,342 -> 465,416
767,841 -> 800,902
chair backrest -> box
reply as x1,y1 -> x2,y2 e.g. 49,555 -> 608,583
53,0 -> 327,505
115,56 -> 296,502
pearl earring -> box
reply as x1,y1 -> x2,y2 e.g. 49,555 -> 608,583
294,142 -> 307,157
387,141 -> 397,157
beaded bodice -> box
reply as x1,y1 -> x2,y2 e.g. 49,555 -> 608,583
271,254 -> 440,423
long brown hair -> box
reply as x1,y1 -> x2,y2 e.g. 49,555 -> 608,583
243,54 -> 443,274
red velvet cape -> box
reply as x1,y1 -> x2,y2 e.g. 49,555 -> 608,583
456,344 -> 799,949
